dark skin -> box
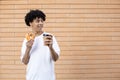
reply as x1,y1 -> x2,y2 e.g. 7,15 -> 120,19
22,18 -> 59,65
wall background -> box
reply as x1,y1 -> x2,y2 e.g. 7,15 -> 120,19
0,0 -> 120,80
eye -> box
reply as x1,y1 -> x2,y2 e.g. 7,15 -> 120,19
41,20 -> 43,23
35,20 -> 39,23
37,20 -> 39,22
35,18 -> 44,23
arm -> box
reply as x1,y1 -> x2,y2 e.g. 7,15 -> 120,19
45,35 -> 59,61
22,47 -> 31,65
49,46 -> 59,62
22,40 -> 34,65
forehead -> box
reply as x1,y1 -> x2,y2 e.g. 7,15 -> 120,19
34,17 -> 43,21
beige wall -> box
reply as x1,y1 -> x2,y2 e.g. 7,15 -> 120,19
1,0 -> 120,80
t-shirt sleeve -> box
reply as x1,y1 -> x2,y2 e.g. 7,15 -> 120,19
20,38 -> 27,61
52,36 -> 60,57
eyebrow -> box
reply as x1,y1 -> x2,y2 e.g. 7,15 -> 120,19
34,17 -> 43,21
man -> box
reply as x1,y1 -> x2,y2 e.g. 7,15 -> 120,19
20,9 -> 60,80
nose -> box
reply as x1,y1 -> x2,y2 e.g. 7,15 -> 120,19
39,21 -> 43,24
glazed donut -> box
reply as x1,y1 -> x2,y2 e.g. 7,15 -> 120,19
25,33 -> 35,41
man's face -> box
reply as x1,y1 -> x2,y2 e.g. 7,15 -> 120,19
30,17 -> 44,33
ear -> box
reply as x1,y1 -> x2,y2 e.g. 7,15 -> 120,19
29,22 -> 32,27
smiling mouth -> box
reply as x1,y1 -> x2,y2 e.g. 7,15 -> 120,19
38,25 -> 43,27
37,26 -> 41,27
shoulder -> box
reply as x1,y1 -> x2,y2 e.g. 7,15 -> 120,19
22,38 -> 27,43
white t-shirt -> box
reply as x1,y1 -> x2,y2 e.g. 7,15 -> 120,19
21,32 -> 60,80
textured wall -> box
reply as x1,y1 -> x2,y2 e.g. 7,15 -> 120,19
0,0 -> 120,80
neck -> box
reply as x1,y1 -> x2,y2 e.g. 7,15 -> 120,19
34,31 -> 43,36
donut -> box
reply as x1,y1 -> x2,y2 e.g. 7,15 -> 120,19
25,33 -> 35,41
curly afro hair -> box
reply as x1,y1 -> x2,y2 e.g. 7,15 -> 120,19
25,9 -> 46,26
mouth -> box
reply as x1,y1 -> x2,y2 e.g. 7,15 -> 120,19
36,25 -> 43,30
37,25 -> 40,27
37,25 -> 43,27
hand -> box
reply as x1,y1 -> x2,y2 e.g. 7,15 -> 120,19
26,39 -> 34,48
44,35 -> 53,47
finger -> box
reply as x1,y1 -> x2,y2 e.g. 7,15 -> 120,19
46,35 -> 52,39
27,40 -> 34,45
44,39 -> 53,42
45,40 -> 53,44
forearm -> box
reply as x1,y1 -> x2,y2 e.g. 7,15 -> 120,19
22,40 -> 34,65
49,46 -> 59,62
22,47 -> 31,65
